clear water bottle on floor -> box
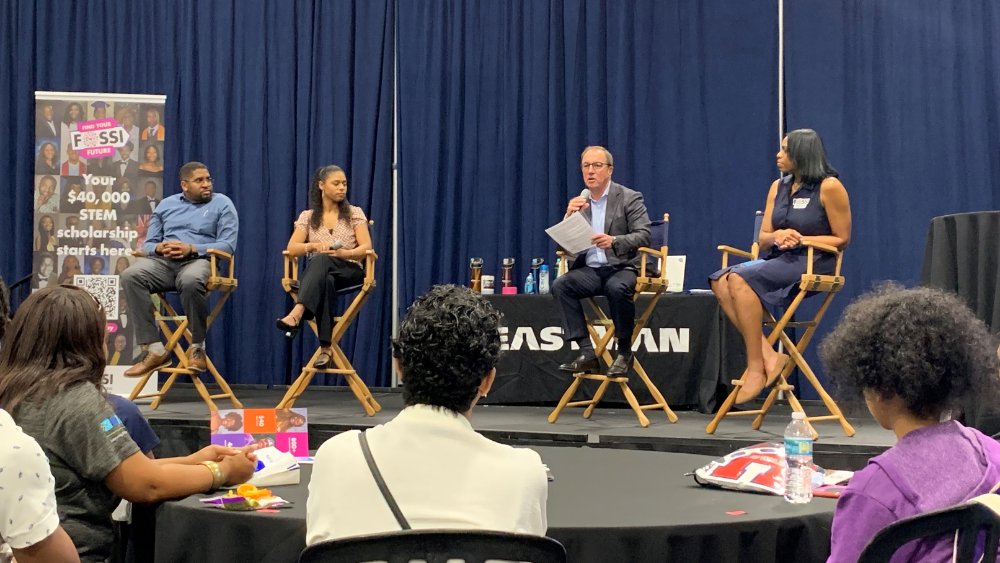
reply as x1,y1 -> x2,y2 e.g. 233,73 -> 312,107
784,411 -> 813,504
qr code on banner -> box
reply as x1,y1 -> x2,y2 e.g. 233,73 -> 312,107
73,275 -> 120,320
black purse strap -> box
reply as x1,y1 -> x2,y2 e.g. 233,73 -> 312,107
358,431 -> 411,530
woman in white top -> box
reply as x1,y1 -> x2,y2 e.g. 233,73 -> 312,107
0,410 -> 80,563
276,165 -> 372,369
306,285 -> 549,544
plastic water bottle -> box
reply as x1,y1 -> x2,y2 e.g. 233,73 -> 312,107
784,411 -> 814,504
538,265 -> 550,294
524,274 -> 534,294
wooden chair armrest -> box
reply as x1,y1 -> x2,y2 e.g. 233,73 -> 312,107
282,251 -> 298,282
638,247 -> 667,258
556,250 -> 575,258
129,250 -> 148,258
206,249 -> 233,261
205,249 -> 235,279
364,250 -> 377,283
638,246 -> 668,280
717,245 -> 754,259
799,241 -> 840,255
800,241 -> 843,276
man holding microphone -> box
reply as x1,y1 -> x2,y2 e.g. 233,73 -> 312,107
551,146 -> 653,379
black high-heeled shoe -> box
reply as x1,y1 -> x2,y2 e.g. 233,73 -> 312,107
276,317 -> 302,339
313,351 -> 333,370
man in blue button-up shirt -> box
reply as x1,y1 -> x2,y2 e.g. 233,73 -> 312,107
123,162 -> 239,376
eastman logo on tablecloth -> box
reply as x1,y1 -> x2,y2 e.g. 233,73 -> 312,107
500,326 -> 690,353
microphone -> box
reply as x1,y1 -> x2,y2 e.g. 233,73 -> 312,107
569,189 -> 590,215
329,240 -> 343,251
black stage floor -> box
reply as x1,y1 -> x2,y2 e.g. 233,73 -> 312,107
140,384 -> 893,471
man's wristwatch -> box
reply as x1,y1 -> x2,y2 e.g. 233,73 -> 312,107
610,236 -> 617,249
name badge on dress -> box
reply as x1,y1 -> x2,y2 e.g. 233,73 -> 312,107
792,197 -> 810,210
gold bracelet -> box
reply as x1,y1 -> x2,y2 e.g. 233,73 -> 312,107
200,460 -> 225,491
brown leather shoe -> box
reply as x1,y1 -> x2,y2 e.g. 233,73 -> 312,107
188,347 -> 208,372
124,350 -> 171,377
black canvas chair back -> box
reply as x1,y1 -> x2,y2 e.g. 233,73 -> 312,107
299,530 -> 567,563
858,497 -> 1000,563
752,209 -> 764,244
649,217 -> 669,249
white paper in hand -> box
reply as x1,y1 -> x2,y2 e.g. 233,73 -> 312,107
247,446 -> 301,487
546,212 -> 595,255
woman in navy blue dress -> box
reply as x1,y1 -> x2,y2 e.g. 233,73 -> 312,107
710,129 -> 851,403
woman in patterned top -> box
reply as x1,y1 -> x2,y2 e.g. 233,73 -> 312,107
276,165 -> 372,369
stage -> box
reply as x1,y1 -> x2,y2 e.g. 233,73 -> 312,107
140,384 -> 892,471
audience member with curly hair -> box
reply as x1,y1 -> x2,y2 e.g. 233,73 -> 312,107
820,284 -> 1000,563
307,285 -> 549,543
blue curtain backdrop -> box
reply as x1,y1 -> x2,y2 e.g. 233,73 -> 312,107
396,0 -> 778,356
0,0 -> 396,387
785,0 -> 1000,396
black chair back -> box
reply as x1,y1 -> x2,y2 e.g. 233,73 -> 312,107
858,500 -> 1000,563
6,273 -> 32,313
752,210 -> 764,244
649,217 -> 669,249
299,530 -> 566,563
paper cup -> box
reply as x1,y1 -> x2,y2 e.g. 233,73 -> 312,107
481,275 -> 495,294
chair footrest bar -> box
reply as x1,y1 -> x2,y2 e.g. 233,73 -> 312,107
303,368 -> 355,374
208,394 -> 234,400
638,403 -> 668,410
566,400 -> 597,408
725,410 -> 766,416
573,373 -> 619,381
806,415 -> 843,422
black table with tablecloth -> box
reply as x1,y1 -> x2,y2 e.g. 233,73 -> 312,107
480,294 -> 746,413
136,447 -> 835,563
921,211 -> 1000,436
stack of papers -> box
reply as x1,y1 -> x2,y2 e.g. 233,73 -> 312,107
247,446 -> 301,487
545,213 -> 594,255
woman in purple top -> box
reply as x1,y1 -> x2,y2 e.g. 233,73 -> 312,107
819,284 -> 1000,563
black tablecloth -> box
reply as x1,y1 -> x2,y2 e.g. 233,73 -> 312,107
921,211 -> 1000,436
140,447 -> 835,563
481,294 -> 745,413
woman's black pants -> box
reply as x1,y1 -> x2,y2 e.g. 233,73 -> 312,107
297,254 -> 364,346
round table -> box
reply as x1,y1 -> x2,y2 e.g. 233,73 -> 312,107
138,447 -> 836,563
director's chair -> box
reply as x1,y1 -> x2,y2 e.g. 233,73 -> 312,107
548,214 -> 678,427
276,221 -> 381,415
706,211 -> 854,438
127,249 -> 243,411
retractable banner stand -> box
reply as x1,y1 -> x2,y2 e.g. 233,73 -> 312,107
33,91 -> 167,397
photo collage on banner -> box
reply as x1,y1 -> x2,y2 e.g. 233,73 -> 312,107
210,408 -> 310,457
34,91 -> 167,396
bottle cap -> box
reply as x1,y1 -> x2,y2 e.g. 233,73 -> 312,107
791,412 -> 806,420
540,265 -> 549,271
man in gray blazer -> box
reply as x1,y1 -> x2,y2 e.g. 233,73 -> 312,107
552,146 -> 652,378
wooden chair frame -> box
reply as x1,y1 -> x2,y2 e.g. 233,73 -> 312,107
706,228 -> 854,438
548,214 -> 678,427
276,225 -> 380,414
128,249 -> 243,411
